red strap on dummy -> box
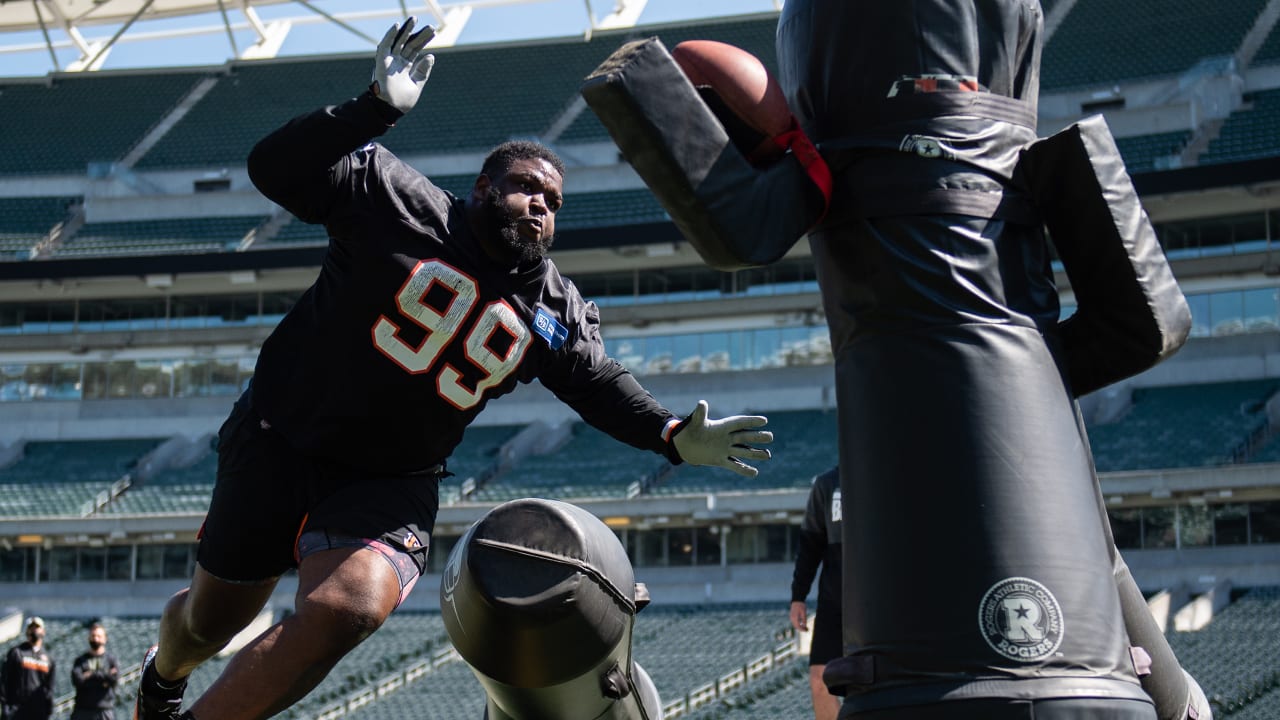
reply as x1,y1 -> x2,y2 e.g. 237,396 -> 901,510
771,119 -> 833,224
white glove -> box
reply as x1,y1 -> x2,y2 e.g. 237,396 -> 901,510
372,17 -> 436,114
672,401 -> 773,478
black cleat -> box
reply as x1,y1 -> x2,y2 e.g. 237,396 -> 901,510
134,645 -> 186,720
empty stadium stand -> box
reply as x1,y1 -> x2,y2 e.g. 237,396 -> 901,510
1086,379 -> 1279,472
0,438 -> 164,516
54,215 -> 268,257
1166,586 -> 1280,716
1041,0 -> 1268,90
1200,87 -> 1280,165
0,72 -> 205,176
0,196 -> 79,260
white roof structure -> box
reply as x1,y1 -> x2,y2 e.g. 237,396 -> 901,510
0,0 -> 664,73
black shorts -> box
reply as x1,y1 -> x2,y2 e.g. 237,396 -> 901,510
197,397 -> 440,584
810,601 -> 843,666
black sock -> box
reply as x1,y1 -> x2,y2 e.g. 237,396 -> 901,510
142,660 -> 187,695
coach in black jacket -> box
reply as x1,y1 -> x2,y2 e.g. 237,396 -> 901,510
1,617 -> 54,720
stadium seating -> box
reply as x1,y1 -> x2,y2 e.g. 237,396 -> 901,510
686,659 -> 810,719
1086,379 -> 1279,472
470,421 -> 669,502
0,72 -> 205,176
1115,130 -> 1193,173
653,409 -> 836,495
1165,586 -> 1280,716
1199,88 -> 1280,165
1041,0 -> 1268,90
439,422 -> 525,503
335,654 -> 485,720
55,216 -> 267,257
1252,16 -> 1280,66
0,196 -> 79,260
0,438 -> 163,516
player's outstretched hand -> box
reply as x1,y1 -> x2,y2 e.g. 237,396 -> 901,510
672,400 -> 772,477
372,16 -> 436,114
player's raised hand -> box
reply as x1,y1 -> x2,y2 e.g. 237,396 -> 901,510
372,16 -> 436,114
672,400 -> 772,477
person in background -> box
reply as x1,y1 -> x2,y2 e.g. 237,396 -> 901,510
70,622 -> 118,720
0,617 -> 54,720
790,466 -> 842,720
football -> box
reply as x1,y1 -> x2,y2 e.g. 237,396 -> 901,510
671,39 -> 793,165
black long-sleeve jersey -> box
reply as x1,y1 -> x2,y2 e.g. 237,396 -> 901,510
247,91 -> 679,474
1,642 -> 54,720
70,652 -> 118,712
791,466 -> 842,610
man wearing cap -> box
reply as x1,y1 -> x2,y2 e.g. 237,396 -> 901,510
0,617 -> 55,720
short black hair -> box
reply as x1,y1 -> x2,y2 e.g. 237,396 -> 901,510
481,140 -> 565,180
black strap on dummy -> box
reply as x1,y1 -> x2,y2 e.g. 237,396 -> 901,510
581,37 -> 826,271
1020,116 -> 1192,397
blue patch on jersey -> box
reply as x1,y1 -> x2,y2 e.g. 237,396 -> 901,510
532,307 -> 569,350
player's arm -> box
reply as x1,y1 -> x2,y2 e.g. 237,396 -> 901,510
247,17 -> 435,224
540,300 -> 771,477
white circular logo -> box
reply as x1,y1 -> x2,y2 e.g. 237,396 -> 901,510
978,577 -> 1064,662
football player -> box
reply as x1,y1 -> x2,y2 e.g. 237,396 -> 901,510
134,18 -> 771,720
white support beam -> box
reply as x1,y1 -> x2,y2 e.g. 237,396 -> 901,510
595,0 -> 648,30
427,5 -> 471,48
239,19 -> 290,59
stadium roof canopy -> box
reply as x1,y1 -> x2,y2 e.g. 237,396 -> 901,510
0,0 -> 657,72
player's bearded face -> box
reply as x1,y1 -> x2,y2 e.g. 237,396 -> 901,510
484,187 -> 554,264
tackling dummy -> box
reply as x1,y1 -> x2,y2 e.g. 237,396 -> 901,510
580,1 -> 1209,718
441,498 -> 661,720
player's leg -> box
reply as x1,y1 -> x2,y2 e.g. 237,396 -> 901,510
138,397 -> 303,720
153,567 -> 278,681
184,542 -> 405,719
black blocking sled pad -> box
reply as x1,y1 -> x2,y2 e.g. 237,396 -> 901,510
580,37 -> 826,271
581,37 -> 1188,398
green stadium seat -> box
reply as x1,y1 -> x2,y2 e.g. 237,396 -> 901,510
0,196 -> 79,260
1199,88 -> 1280,165
56,216 -> 267,257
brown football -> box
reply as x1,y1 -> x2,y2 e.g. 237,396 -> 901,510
672,40 -> 793,164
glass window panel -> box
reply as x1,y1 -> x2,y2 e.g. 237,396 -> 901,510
174,360 -> 212,398
210,360 -> 241,396
51,363 -> 83,400
1213,504 -> 1249,546
1185,293 -> 1212,338
81,362 -> 109,400
163,544 -> 193,579
1242,288 -> 1280,332
107,546 -> 133,581
1179,504 -> 1212,548
136,545 -> 166,580
638,529 -> 666,567
695,527 -> 721,566
1143,507 -> 1178,549
667,528 -> 694,566
1109,508 -> 1143,549
105,361 -> 136,398
46,547 -> 78,582
1208,292 -> 1244,336
134,360 -> 172,399
1249,501 -> 1280,544
724,526 -> 759,564
761,524 -> 790,562
0,547 -> 33,582
79,547 -> 107,580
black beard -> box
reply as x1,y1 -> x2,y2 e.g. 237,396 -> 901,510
484,187 -> 553,264
89,641 -> 104,651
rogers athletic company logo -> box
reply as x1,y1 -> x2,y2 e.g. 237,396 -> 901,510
978,576 -> 1064,662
